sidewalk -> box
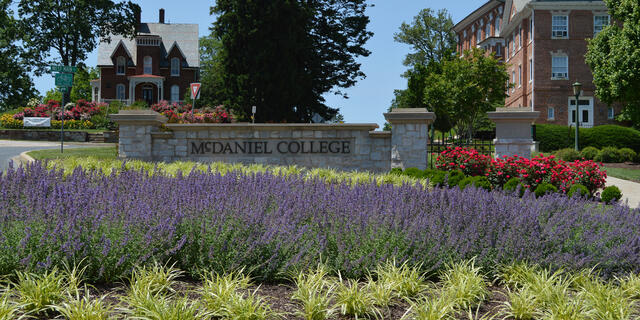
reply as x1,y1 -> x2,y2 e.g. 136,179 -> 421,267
607,176 -> 640,209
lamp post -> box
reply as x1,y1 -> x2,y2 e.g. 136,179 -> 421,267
572,82 -> 582,151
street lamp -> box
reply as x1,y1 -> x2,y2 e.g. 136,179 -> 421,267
572,81 -> 582,151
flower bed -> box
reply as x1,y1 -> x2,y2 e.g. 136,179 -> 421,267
0,161 -> 637,284
1,100 -> 108,129
151,100 -> 233,123
436,147 -> 607,193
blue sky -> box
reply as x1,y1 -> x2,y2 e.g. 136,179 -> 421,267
32,0 -> 487,128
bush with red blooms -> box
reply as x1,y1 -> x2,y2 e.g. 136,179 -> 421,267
12,100 -> 106,121
436,147 -> 607,194
151,101 -> 233,124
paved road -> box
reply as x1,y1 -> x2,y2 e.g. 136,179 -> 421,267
0,140 -> 97,171
607,176 -> 640,209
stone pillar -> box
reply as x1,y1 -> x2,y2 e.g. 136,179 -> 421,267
487,109 -> 540,159
383,108 -> 435,170
110,110 -> 167,160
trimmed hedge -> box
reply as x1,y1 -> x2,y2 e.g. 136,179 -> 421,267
601,186 -> 623,204
536,124 -> 640,153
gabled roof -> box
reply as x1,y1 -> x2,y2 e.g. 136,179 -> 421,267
167,41 -> 187,60
98,22 -> 199,68
453,0 -> 505,32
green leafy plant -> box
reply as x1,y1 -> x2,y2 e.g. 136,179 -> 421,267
401,295 -> 454,320
13,268 -> 67,315
446,170 -> 466,187
199,269 -> 251,316
366,277 -> 396,308
53,286 -> 112,320
574,275 -> 634,320
498,286 -> 538,320
291,265 -> 335,320
619,148 -> 637,162
128,262 -> 183,297
439,259 -> 488,310
595,147 -> 624,163
503,177 -> 525,197
403,168 -> 424,179
534,183 -> 558,198
498,261 -> 540,289
390,168 -> 403,175
470,176 -> 492,191
458,176 -> 474,190
601,185 -> 622,204
567,184 -> 589,198
0,286 -> 23,320
554,148 -> 581,162
334,274 -> 380,319
375,261 -> 428,299
222,289 -> 278,320
126,294 -> 211,320
580,147 -> 600,160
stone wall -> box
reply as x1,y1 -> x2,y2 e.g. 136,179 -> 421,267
110,109 -> 438,173
0,129 -> 117,143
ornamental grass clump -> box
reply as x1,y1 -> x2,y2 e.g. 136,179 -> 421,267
53,286 -> 112,320
374,261 -> 428,299
438,260 -> 488,310
291,265 -> 335,320
334,274 -> 380,319
199,269 -> 251,316
13,268 -> 68,316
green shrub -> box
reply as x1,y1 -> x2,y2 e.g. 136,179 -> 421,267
446,170 -> 466,187
458,177 -> 474,190
503,177 -> 525,197
601,186 -> 622,204
430,170 -> 447,186
422,169 -> 436,179
536,124 -> 640,153
595,147 -> 624,163
554,148 -> 581,161
389,168 -> 403,176
619,148 -> 637,162
580,147 -> 600,160
534,183 -> 558,197
471,176 -> 492,191
567,184 -> 589,198
403,168 -> 423,179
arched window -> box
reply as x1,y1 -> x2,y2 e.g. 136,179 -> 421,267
117,56 -> 126,75
171,85 -> 180,102
143,56 -> 152,74
171,58 -> 180,76
116,84 -> 126,100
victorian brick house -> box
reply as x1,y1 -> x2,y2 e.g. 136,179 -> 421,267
92,9 -> 199,105
453,0 -> 620,127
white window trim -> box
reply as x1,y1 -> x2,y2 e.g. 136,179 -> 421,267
518,25 -> 522,49
607,107 -> 615,120
552,15 -> 569,39
529,17 -> 533,43
593,15 -> 610,36
518,65 -> 522,87
567,96 -> 594,127
116,56 -> 126,75
512,71 -> 516,92
171,58 -> 180,77
529,58 -> 533,83
551,55 -> 569,80
547,107 -> 555,120
494,17 -> 500,36
116,84 -> 126,100
143,56 -> 152,75
170,85 -> 180,102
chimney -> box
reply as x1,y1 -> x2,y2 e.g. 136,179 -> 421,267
134,8 -> 141,26
159,8 -> 165,24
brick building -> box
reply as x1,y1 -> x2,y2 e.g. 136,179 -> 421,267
92,9 -> 199,106
453,0 -> 620,127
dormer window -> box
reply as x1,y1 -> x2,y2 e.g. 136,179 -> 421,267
117,56 -> 126,75
144,56 -> 152,74
171,58 -> 180,76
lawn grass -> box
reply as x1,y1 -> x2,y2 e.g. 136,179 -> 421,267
604,166 -> 640,183
28,146 -> 117,160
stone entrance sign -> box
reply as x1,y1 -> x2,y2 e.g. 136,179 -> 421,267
110,109 -> 436,172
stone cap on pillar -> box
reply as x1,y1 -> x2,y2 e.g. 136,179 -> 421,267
487,108 -> 540,123
109,109 -> 168,126
383,108 -> 436,124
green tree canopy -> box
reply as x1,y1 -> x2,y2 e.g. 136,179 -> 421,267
70,66 -> 99,102
211,0 -> 372,123
585,0 -> 640,127
197,33 -> 225,109
423,48 -> 510,139
0,0 -> 36,111
393,8 -> 457,68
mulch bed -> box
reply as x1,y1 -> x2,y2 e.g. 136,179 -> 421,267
602,162 -> 640,169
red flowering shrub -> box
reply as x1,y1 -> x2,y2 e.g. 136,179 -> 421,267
151,100 -> 233,124
12,100 -> 106,121
436,147 -> 607,194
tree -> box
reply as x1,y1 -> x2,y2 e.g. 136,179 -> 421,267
389,8 -> 456,132
198,33 -> 225,108
423,48 -> 510,140
211,0 -> 372,123
585,0 -> 640,128
0,0 -> 36,111
18,0 -> 139,103
393,8 -> 457,68
70,66 -> 99,102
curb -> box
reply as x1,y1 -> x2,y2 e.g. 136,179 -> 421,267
19,151 -> 36,163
